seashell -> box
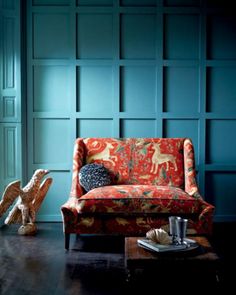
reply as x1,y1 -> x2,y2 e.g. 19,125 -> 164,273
146,228 -> 171,245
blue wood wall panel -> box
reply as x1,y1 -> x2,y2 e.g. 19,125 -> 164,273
33,13 -> 70,59
0,0 -> 22,225
23,0 -> 236,222
3,96 -> 16,119
206,120 -> 236,165
34,119 -> 71,164
78,0 -> 113,6
121,0 -> 156,6
78,66 -> 113,113
120,66 -> 156,113
121,14 -> 156,59
1,0 -> 15,9
77,14 -> 113,59
121,119 -> 156,137
163,67 -> 199,113
165,0 -> 199,6
206,173 -> 236,222
3,17 -> 15,89
207,68 -> 236,114
164,14 -> 199,59
78,119 -> 113,137
207,15 -> 236,60
33,65 -> 71,112
33,0 -> 69,5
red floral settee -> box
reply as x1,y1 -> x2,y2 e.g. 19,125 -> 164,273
61,138 -> 214,249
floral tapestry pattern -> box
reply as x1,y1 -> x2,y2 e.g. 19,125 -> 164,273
61,137 -> 215,240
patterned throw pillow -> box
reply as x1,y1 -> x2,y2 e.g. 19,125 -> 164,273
79,163 -> 111,192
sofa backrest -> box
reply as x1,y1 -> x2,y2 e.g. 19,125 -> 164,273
83,138 -> 185,188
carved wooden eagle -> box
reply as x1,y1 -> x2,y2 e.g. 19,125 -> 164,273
0,169 -> 53,225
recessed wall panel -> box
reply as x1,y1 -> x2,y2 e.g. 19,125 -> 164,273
207,67 -> 236,113
206,172 -> 236,218
121,0 -> 156,6
3,17 -> 15,89
120,66 -> 156,113
78,66 -> 113,113
120,119 -> 156,137
163,119 -> 199,163
4,126 -> 16,178
33,66 -> 70,112
3,97 -> 16,119
164,67 -> 199,113
2,0 -> 15,9
121,14 -> 156,59
165,0 -> 199,6
34,119 -> 70,164
207,15 -> 236,60
77,14 -> 113,59
78,119 -> 113,137
77,0 -> 113,6
33,0 -> 69,5
206,120 -> 236,164
33,13 -> 69,59
164,14 -> 199,59
37,171 -> 71,221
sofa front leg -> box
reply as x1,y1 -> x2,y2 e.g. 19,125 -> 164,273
65,233 -> 70,250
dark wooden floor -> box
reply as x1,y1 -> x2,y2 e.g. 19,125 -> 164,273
0,222 -> 235,295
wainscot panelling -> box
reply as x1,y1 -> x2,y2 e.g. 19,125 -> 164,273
25,0 -> 236,222
0,0 -> 22,225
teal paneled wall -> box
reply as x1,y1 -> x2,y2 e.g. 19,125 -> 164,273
25,0 -> 236,222
0,0 -> 22,224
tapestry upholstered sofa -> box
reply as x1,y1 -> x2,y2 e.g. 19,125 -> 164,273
61,138 -> 214,249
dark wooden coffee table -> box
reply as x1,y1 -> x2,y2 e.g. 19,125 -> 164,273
125,236 -> 220,283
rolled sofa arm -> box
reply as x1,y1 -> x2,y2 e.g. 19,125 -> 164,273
70,138 -> 85,198
198,199 -> 215,234
61,138 -> 85,233
183,138 -> 201,199
61,197 -> 80,231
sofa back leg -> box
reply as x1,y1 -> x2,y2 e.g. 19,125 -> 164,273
65,233 -> 70,250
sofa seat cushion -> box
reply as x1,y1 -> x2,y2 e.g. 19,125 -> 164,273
77,185 -> 200,214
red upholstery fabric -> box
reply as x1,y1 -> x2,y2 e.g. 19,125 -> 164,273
61,137 -> 215,244
129,138 -> 185,187
77,185 -> 200,214
84,138 -> 132,184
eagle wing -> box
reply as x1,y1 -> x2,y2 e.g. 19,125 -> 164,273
0,180 -> 21,217
32,177 -> 53,212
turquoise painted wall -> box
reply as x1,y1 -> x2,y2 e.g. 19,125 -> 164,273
0,0 -> 22,224
1,0 -> 236,223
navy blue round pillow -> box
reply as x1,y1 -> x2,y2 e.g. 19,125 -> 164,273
79,163 -> 111,192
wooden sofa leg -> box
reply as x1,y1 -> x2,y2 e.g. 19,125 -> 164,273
65,233 -> 70,250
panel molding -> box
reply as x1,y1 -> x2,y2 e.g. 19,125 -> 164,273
3,17 -> 15,89
26,0 -> 236,222
0,0 -> 22,217
3,96 -> 16,119
0,123 -> 22,192
3,125 -> 16,178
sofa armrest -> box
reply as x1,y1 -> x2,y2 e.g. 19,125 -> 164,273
70,138 -> 85,198
61,197 -> 80,231
184,138 -> 201,199
198,199 -> 215,234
